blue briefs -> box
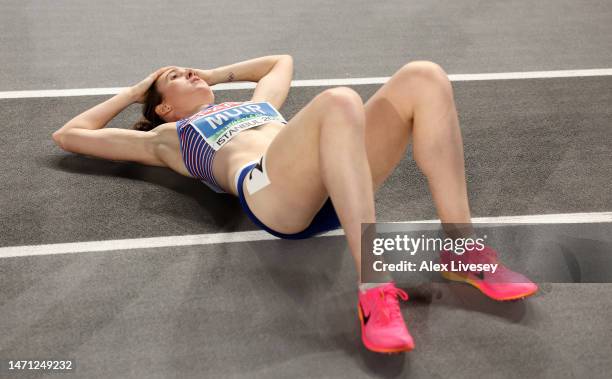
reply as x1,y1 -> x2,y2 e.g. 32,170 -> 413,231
235,160 -> 341,240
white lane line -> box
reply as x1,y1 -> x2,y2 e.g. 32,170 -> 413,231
0,231 -> 278,259
388,211 -> 612,224
1,68 -> 611,99
0,211 -> 610,259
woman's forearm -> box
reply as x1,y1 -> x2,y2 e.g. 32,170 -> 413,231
193,68 -> 216,86
56,89 -> 136,132
197,55 -> 290,86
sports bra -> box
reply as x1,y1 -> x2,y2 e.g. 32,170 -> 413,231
176,101 -> 287,193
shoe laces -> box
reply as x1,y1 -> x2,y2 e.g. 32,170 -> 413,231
374,286 -> 409,326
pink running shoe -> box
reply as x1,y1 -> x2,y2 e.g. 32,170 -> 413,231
440,245 -> 538,301
358,282 -> 414,353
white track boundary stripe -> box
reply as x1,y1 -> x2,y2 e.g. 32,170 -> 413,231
1,211 -> 610,259
1,68 -> 611,99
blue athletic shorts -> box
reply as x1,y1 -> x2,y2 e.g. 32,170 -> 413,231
236,160 -> 341,240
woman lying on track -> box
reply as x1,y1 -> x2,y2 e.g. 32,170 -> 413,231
52,55 -> 537,354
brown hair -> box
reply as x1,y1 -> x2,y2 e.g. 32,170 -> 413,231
131,83 -> 165,132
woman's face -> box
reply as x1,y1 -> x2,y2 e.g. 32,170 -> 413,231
154,66 -> 215,122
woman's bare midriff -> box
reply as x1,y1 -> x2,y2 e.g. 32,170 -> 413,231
152,121 -> 284,196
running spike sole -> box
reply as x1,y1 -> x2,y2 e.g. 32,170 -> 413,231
441,271 -> 538,301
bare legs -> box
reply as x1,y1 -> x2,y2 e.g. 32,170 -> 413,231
310,63 -> 474,280
364,62 -> 473,240
316,89 -> 376,282
254,61 -> 472,282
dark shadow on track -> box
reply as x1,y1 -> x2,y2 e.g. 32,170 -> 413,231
42,154 -> 244,229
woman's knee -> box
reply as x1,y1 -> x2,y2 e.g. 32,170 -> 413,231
315,87 -> 365,124
399,61 -> 451,87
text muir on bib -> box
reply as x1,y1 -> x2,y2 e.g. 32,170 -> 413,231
186,101 -> 287,151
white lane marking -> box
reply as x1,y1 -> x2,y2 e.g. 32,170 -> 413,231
0,211 -> 610,258
448,68 -> 612,81
1,68 -> 611,99
387,211 -> 612,224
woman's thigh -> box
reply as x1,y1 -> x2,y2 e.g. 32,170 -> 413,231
364,61 -> 451,192
243,87 -> 363,234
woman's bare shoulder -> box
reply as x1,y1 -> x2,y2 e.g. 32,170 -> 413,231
155,122 -> 177,131
149,122 -> 192,176
153,122 -> 178,137
150,122 -> 180,150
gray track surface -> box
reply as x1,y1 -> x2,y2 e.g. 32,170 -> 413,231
2,244 -> 611,378
1,1 -> 611,378
1,0 -> 611,91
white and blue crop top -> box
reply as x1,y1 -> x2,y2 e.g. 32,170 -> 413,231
176,101 -> 287,193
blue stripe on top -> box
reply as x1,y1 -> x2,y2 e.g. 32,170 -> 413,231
176,115 -> 226,194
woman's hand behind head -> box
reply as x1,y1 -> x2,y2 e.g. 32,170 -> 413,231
130,66 -> 175,104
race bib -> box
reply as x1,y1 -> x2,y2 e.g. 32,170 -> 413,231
186,101 -> 286,151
